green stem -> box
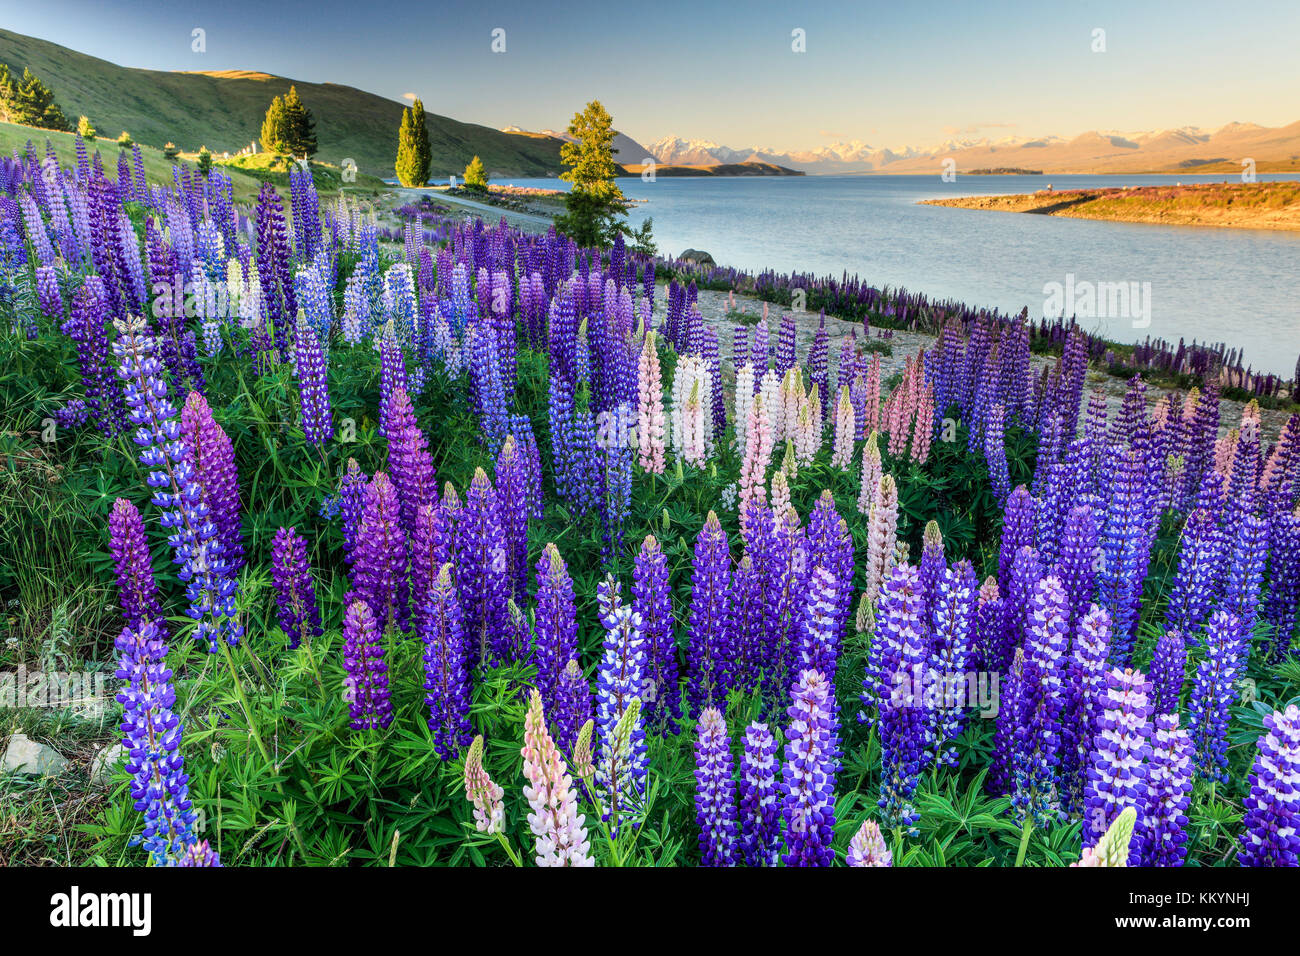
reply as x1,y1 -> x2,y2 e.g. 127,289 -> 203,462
1015,816 -> 1034,867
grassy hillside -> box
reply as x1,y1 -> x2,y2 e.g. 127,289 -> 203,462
0,119 -> 268,204
0,28 -> 568,179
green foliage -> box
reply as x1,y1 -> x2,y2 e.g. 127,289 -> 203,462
281,85 -> 317,160
462,154 -> 488,193
196,145 -> 212,178
162,141 -> 180,161
1,228 -> 1295,867
115,130 -> 132,149
0,63 -> 71,131
625,216 -> 657,256
393,98 -> 431,187
554,99 -> 631,249
260,94 -> 290,155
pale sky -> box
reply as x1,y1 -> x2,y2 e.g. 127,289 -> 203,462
3,0 -> 1297,151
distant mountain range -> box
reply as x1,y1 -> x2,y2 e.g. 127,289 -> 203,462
0,28 -> 566,178
644,124 -> 1300,174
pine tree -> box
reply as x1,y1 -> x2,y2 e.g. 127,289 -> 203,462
282,86 -> 317,160
0,64 -> 71,131
197,146 -> 213,178
463,155 -> 488,192
554,100 -> 632,249
261,95 -> 289,154
394,99 -> 431,187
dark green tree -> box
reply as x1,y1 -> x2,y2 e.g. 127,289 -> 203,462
0,64 -> 71,131
281,86 -> 317,159
197,146 -> 213,178
554,99 -> 631,248
394,98 -> 431,186
463,154 -> 488,192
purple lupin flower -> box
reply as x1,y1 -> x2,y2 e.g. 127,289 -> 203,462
1144,713 -> 1193,867
1083,668 -> 1152,863
422,564 -> 472,760
1058,504 -> 1100,629
781,668 -> 840,866
989,648 -> 1027,797
998,486 -> 1037,596
1166,505 -> 1223,635
1264,506 -> 1300,662
686,511 -> 732,716
114,620 -> 202,865
1237,704 -> 1300,867
112,314 -> 241,652
807,489 -> 855,645
927,561 -> 977,768
1012,574 -> 1071,825
494,435 -> 529,600
552,657 -> 592,753
351,471 -> 409,634
270,527 -> 321,650
634,534 -> 679,730
1188,610 -> 1246,784
293,313 -> 332,445
1059,604 -> 1112,813
377,324 -> 408,437
739,721 -> 780,867
595,576 -> 649,813
876,563 -> 928,831
457,467 -> 510,665
1099,448 -> 1150,663
63,275 -> 125,435
1149,629 -> 1186,716
336,458 -> 368,567
341,598 -> 393,730
384,387 -> 437,540
728,552 -> 766,695
1221,510 -> 1267,637
694,706 -> 738,866
798,565 -> 841,683
534,542 -> 579,714
410,501 -> 454,639
108,497 -> 167,635
984,402 -> 1011,506
180,391 -> 244,572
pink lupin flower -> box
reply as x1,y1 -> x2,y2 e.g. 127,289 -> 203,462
739,392 -> 774,514
864,473 -> 899,604
520,689 -> 594,867
637,331 -> 666,474
910,384 -> 935,465
864,353 -> 882,436
463,735 -> 505,834
857,432 -> 882,516
770,468 -> 791,517
831,384 -> 855,469
846,819 -> 893,866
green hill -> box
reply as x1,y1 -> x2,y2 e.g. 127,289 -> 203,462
0,28 -> 568,179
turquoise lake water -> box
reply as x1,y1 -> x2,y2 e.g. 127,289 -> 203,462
494,173 -> 1300,378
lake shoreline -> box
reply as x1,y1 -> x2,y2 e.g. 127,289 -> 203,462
921,181 -> 1300,231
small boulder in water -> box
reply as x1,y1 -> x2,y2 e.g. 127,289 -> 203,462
679,248 -> 715,266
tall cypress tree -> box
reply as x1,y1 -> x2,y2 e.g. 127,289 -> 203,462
394,99 -> 431,187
